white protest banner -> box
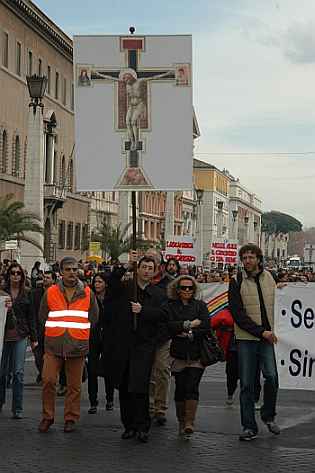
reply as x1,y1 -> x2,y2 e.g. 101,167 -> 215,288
199,283 -> 229,318
275,284 -> 315,390
165,237 -> 196,264
74,35 -> 192,191
209,242 -> 238,265
0,298 -> 7,360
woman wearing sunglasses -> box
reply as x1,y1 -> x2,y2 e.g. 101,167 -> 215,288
163,275 -> 211,438
0,263 -> 37,418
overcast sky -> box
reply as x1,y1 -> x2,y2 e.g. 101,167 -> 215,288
36,0 -> 315,227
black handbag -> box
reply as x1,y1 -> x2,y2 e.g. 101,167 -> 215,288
200,331 -> 225,367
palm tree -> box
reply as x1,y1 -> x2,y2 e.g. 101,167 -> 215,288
92,220 -> 151,262
92,221 -> 132,261
0,194 -> 43,251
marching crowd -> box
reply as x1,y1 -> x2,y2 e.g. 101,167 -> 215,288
0,243 -> 298,442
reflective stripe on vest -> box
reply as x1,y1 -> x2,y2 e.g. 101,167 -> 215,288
45,285 -> 91,340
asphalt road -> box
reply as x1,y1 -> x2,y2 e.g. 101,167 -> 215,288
0,356 -> 314,473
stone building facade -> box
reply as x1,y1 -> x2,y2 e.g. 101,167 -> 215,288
0,0 -> 91,262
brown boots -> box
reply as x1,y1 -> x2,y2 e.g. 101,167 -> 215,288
175,400 -> 198,436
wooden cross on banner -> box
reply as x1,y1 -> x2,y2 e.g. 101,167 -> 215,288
88,36 -> 175,189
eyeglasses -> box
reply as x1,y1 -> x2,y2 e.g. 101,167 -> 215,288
178,285 -> 193,291
63,267 -> 78,272
11,270 -> 22,276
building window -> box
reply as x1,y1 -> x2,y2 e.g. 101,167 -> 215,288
71,82 -> 74,110
81,224 -> 89,251
63,77 -> 67,105
47,66 -> 51,94
16,42 -> 21,76
55,72 -> 59,99
12,135 -> 20,177
58,220 -> 66,249
74,223 -> 81,250
28,50 -> 32,76
38,58 -> 42,76
66,222 -> 74,250
112,191 -> 116,201
2,32 -> 8,68
0,130 -> 8,173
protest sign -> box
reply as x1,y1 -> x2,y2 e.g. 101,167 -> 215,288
209,242 -> 238,265
74,35 -> 192,191
275,284 -> 315,390
165,237 -> 196,263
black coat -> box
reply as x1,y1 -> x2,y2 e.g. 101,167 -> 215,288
164,298 -> 211,361
5,288 -> 37,342
105,267 -> 167,393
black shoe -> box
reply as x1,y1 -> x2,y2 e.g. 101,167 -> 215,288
137,431 -> 149,443
121,429 -> 136,440
106,401 -> 114,411
88,405 -> 97,414
36,374 -> 42,385
155,414 -> 167,426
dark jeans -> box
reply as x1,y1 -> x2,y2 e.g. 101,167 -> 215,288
174,367 -> 204,402
0,338 -> 27,414
238,340 -> 279,433
88,344 -> 114,406
118,365 -> 151,433
226,350 -> 261,401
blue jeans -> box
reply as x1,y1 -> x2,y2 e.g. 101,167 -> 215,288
0,338 -> 28,414
238,340 -> 279,433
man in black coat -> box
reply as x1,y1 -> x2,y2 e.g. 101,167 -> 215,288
107,253 -> 167,443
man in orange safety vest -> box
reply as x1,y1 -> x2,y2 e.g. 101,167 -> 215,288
38,256 -> 99,433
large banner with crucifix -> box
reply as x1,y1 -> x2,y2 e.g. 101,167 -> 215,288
73,35 -> 193,191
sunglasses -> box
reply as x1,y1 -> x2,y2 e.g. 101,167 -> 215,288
178,285 -> 193,291
11,270 -> 22,276
63,267 -> 78,272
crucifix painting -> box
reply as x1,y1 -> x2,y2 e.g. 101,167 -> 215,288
74,35 -> 193,192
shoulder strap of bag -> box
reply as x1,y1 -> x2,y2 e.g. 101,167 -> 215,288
236,270 -> 243,290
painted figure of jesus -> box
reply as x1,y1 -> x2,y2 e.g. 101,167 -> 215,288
94,68 -> 173,151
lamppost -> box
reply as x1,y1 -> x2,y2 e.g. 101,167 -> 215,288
20,74 -> 47,272
244,214 -> 249,243
232,209 -> 238,242
217,200 -> 224,240
195,188 -> 204,266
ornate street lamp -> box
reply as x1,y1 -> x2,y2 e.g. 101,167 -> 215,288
232,209 -> 238,221
194,188 -> 204,266
217,200 -> 224,211
195,188 -> 204,203
26,74 -> 48,114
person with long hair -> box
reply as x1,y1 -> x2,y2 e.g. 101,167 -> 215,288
163,275 -> 211,438
88,272 -> 114,414
0,263 -> 38,418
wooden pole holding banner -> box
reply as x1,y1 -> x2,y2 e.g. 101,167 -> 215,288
131,190 -> 138,330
